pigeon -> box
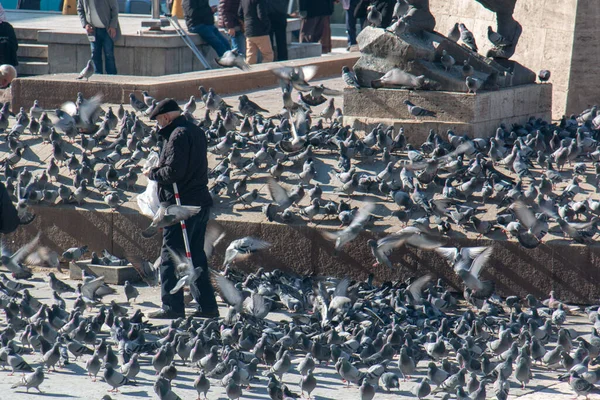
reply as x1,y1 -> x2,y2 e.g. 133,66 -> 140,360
487,26 -> 512,47
223,237 -> 271,266
342,66 -> 360,88
104,364 -> 135,392
459,23 -> 478,52
123,280 -> 139,303
539,69 -> 551,83
142,203 -> 203,238
76,59 -> 95,81
216,49 -> 250,71
11,366 -> 44,393
404,100 -> 437,118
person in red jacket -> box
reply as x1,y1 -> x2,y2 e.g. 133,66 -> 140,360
219,0 -> 246,56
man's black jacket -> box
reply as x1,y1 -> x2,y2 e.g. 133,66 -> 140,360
182,0 -> 215,29
148,116 -> 213,208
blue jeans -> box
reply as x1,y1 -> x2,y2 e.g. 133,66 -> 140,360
345,10 -> 365,46
229,29 -> 246,56
90,28 -> 117,75
189,24 -> 231,57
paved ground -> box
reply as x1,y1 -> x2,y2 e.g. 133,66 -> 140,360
0,268 -> 595,400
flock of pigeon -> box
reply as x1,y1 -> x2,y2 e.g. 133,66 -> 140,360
1,22 -> 600,398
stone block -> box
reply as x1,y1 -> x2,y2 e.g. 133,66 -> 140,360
344,83 -> 551,139
70,260 -> 141,285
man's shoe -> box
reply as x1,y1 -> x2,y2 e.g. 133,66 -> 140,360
193,308 -> 220,318
147,308 -> 185,319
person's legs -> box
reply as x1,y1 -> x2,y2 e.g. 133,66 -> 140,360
90,29 -> 104,74
158,223 -> 186,316
346,9 -> 357,46
254,35 -> 274,63
188,209 -> 218,313
102,31 -> 117,75
190,24 -> 231,57
246,36 -> 259,64
320,16 -> 332,53
230,29 -> 246,56
272,14 -> 288,61
300,17 -> 318,43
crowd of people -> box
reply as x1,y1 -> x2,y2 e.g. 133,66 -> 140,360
0,0 -> 398,75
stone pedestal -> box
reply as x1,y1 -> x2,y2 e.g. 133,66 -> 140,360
343,83 -> 552,141
429,0 -> 600,117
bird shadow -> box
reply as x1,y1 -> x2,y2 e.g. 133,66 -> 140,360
17,392 -> 77,398
121,390 -> 150,396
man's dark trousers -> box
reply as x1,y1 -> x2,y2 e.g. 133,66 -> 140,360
159,207 -> 217,314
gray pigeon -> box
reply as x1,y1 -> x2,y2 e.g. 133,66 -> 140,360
104,364 -> 135,392
123,280 -> 139,303
216,49 -> 250,71
404,100 -> 437,118
76,59 -> 95,81
459,23 -> 478,52
11,366 -> 44,393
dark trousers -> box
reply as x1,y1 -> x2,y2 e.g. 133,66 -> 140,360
300,15 -> 331,53
269,13 -> 288,61
345,10 -> 364,46
90,28 -> 117,75
160,207 -> 217,314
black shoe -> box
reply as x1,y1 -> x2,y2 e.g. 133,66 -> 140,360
193,308 -> 220,318
147,308 -> 185,319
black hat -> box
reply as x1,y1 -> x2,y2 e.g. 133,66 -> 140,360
149,98 -> 181,120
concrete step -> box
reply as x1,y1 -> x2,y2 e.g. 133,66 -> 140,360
14,28 -> 39,42
17,61 -> 49,76
18,43 -> 49,59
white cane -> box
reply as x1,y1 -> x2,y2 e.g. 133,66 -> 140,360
172,183 -> 193,261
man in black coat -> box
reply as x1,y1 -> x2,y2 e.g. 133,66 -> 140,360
145,99 -> 218,319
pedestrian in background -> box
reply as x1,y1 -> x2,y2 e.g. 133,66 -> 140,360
183,0 -> 231,57
342,0 -> 364,51
298,0 -> 333,54
77,0 -> 120,74
239,0 -> 274,65
219,0 -> 246,56
0,4 -> 18,67
267,0 -> 288,61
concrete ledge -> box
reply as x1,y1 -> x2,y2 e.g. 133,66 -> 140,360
8,204 -> 600,304
70,260 -> 141,284
344,84 -> 552,138
10,53 -> 360,109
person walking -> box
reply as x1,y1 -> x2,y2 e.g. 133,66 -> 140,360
183,0 -> 231,57
298,0 -> 334,54
239,0 -> 274,65
219,0 -> 246,56
267,0 -> 288,61
342,0 -> 364,50
0,4 -> 18,68
144,99 -> 218,319
77,0 -> 120,75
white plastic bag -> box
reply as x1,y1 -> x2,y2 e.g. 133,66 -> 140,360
137,151 -> 161,217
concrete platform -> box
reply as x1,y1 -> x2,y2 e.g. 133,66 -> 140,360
343,84 -> 553,140
9,52 -> 360,109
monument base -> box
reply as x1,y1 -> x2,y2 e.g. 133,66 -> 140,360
343,84 -> 552,140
